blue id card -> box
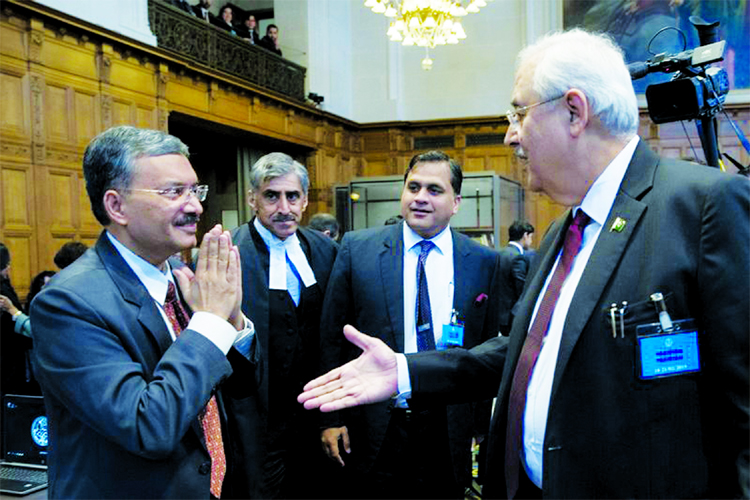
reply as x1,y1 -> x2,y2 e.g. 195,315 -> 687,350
440,323 -> 464,349
636,320 -> 700,380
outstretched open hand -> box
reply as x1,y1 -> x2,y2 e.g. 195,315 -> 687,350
298,325 -> 398,412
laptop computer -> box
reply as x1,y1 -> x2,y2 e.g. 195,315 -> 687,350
0,395 -> 48,496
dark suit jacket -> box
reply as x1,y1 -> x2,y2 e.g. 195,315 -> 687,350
226,222 -> 338,498
408,142 -> 750,498
498,244 -> 526,333
30,232 -> 247,499
319,222 -> 503,484
259,36 -> 282,56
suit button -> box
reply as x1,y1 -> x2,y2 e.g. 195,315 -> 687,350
285,313 -> 293,320
286,345 -> 293,352
287,328 -> 295,336
198,461 -> 211,475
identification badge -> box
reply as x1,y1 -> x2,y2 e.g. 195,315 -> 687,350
439,309 -> 464,350
636,319 -> 700,380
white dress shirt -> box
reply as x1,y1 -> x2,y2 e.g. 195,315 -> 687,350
402,223 -> 455,353
523,135 -> 640,486
106,232 -> 254,356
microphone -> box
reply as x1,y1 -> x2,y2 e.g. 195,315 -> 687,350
627,61 -> 650,80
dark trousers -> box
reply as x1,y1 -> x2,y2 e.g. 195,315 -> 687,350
354,407 -> 464,499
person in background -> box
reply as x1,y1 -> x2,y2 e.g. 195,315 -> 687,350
31,125 -> 259,498
299,28 -> 749,500
192,0 -> 217,24
308,213 -> 340,241
53,241 -> 88,269
0,242 -> 41,396
213,5 -> 238,36
227,152 -> 338,498
0,270 -> 56,339
260,24 -> 282,56
318,151 -> 503,499
498,220 -> 535,334
240,13 -> 261,44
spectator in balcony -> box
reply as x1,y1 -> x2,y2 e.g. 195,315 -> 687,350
213,5 -> 238,36
260,24 -> 282,56
239,13 -> 261,45
192,0 -> 217,24
169,0 -> 196,16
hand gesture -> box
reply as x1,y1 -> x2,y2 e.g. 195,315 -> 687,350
298,325 -> 398,412
0,294 -> 20,316
173,224 -> 243,328
320,426 -> 350,467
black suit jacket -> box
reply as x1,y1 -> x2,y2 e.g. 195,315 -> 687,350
31,232 -> 250,499
319,222 -> 503,483
225,222 -> 338,498
498,244 -> 527,333
408,142 -> 750,498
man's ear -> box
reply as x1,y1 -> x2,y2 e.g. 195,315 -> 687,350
565,89 -> 589,137
246,190 -> 256,211
103,189 -> 128,226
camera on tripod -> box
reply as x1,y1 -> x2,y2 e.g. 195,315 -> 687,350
628,17 -> 729,124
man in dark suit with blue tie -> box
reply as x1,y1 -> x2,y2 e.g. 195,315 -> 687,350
300,29 -> 749,499
318,151 -> 503,499
31,126 -> 258,499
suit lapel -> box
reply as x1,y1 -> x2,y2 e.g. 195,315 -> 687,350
451,230 -> 471,317
379,224 -> 405,352
550,141 -> 657,401
95,233 -> 173,354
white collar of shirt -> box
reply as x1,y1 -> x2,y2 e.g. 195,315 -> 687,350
253,217 -> 317,290
106,231 -> 172,305
403,222 -> 452,256
522,134 -> 639,488
509,241 -> 524,254
576,135 -> 640,226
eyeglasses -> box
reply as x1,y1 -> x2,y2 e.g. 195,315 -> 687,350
506,94 -> 566,128
130,184 -> 209,202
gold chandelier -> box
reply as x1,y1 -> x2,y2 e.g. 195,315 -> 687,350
364,0 -> 492,70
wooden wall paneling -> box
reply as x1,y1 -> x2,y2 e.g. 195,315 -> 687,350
3,234 -> 34,299
0,64 -> 31,139
1,163 -> 36,296
41,28 -> 97,81
166,72 -> 210,114
0,11 -> 28,62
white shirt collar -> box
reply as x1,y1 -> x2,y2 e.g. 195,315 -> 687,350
509,241 -> 524,254
105,231 -> 172,305
576,136 -> 639,225
253,217 -> 316,288
403,222 -> 452,256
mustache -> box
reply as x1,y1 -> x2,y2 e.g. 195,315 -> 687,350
174,214 -> 200,226
272,214 -> 297,223
513,146 -> 528,160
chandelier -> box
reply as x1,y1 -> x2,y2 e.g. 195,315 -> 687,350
364,0 -> 492,70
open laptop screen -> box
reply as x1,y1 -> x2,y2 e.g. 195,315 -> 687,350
2,395 -> 48,466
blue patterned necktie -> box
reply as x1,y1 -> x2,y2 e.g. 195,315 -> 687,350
416,240 -> 436,352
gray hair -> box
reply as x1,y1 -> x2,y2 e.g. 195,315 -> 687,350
249,153 -> 309,195
83,126 -> 189,225
518,28 -> 639,138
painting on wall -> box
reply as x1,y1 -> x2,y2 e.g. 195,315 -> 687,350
563,0 -> 749,95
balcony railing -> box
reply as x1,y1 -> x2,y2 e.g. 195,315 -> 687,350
148,0 -> 305,101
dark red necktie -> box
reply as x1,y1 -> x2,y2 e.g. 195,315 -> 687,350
164,282 -> 226,498
505,210 -> 590,498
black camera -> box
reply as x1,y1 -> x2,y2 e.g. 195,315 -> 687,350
628,17 -> 729,124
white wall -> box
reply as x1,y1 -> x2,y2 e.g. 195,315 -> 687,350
33,0 -> 157,46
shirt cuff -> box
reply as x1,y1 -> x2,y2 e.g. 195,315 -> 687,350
188,311 -> 243,355
394,353 -> 412,408
233,316 -> 256,359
